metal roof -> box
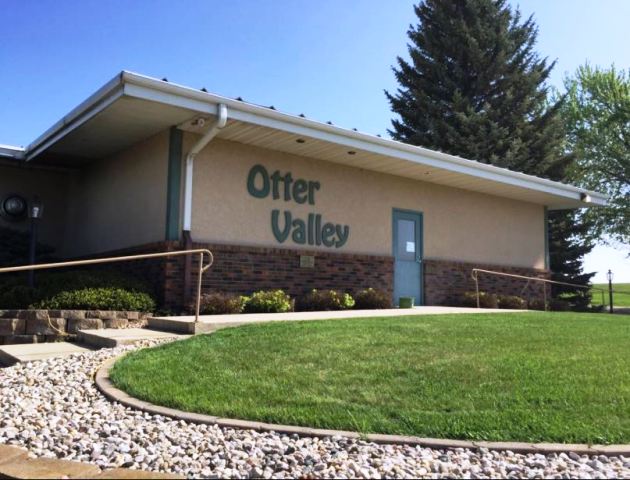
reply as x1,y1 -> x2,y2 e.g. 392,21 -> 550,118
9,71 -> 607,210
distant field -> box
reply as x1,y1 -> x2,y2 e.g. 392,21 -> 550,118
591,283 -> 630,307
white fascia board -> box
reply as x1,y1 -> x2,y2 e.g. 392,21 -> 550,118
25,73 -> 125,161
121,72 -> 606,208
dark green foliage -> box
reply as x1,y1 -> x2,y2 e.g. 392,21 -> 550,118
0,269 -> 155,309
497,294 -> 526,309
386,0 -> 567,178
548,210 -> 595,310
243,290 -> 293,314
461,291 -> 498,308
527,298 -> 547,311
353,288 -> 392,309
0,226 -> 55,267
198,292 -> 247,315
35,288 -> 155,312
296,289 -> 355,312
549,298 -> 571,311
386,0 -> 593,309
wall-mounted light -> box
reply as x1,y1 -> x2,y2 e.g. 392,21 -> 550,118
29,196 -> 44,219
580,193 -> 592,203
0,194 -> 28,221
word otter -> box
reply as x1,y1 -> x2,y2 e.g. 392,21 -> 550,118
247,164 -> 320,205
246,164 -> 351,249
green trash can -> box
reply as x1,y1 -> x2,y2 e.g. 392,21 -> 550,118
399,296 -> 414,309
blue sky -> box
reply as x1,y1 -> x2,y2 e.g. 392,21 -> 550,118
1,0 -> 628,281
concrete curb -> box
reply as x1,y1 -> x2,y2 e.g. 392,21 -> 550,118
96,355 -> 630,457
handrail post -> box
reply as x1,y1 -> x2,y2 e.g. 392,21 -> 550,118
0,248 -> 214,321
195,252 -> 203,323
472,269 -> 480,308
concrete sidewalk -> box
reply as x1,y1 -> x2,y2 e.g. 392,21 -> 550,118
149,306 -> 523,334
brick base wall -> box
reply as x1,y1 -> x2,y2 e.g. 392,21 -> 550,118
423,259 -> 550,306
181,242 -> 394,310
82,242 -> 549,312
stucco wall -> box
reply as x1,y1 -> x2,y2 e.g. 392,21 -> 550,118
190,137 -> 546,269
0,161 -> 73,254
62,131 -> 169,257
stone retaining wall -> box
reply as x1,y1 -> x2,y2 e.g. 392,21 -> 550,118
0,310 -> 149,345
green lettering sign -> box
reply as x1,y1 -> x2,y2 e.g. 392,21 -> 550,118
249,165 -> 350,249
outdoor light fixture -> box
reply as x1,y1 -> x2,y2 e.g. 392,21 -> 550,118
607,269 -> 614,314
28,196 -> 44,287
0,194 -> 27,221
29,197 -> 44,219
580,193 -> 592,203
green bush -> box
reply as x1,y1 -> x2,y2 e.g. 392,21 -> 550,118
528,298 -> 547,311
296,289 -> 355,311
0,284 -> 37,309
549,298 -> 571,311
0,269 -> 156,310
353,288 -> 392,309
198,292 -> 247,315
461,291 -> 499,309
35,288 -> 155,312
244,290 -> 293,313
497,294 -> 527,309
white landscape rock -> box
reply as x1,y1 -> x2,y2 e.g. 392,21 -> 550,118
0,341 -> 628,479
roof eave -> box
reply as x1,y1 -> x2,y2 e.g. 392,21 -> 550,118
20,70 -> 609,209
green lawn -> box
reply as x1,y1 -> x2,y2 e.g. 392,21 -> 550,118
111,312 -> 630,444
591,283 -> 630,307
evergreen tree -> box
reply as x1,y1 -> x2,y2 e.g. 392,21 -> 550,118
548,211 -> 595,310
386,0 -> 594,308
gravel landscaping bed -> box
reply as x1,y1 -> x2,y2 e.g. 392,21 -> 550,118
1,341 -> 629,479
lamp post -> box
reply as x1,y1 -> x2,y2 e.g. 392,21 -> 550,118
607,269 -> 614,314
28,197 -> 43,288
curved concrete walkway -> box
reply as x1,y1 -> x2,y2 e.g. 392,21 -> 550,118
149,306 -> 524,334
96,355 -> 630,458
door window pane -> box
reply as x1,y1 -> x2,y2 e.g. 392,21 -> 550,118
397,219 -> 416,261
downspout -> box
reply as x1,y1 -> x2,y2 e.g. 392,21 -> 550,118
182,103 -> 228,310
183,103 -> 228,232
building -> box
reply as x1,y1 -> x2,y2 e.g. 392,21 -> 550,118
0,71 -> 606,309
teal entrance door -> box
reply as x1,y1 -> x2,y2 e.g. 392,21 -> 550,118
392,209 -> 423,306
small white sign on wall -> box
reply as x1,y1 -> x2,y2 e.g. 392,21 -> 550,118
406,241 -> 415,253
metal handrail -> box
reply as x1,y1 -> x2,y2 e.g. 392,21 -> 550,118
470,268 -> 607,309
0,249 -> 214,322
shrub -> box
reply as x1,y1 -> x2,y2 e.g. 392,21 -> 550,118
296,289 -> 355,311
549,298 -> 571,311
35,288 -> 155,312
0,284 -> 37,309
244,290 -> 293,313
528,298 -> 547,311
354,288 -> 392,309
0,269 -> 156,310
461,291 -> 499,309
198,292 -> 247,315
497,295 -> 527,309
